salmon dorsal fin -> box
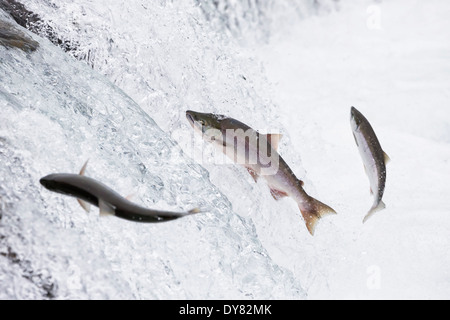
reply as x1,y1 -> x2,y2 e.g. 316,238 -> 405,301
125,193 -> 136,201
79,160 -> 89,176
383,151 -> 391,164
265,133 -> 283,151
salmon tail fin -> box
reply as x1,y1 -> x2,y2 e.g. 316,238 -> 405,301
363,201 -> 386,223
299,196 -> 337,236
188,208 -> 201,214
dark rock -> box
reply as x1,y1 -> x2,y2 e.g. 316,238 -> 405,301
0,20 -> 39,52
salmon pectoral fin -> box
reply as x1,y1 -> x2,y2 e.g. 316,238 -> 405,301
363,201 -> 386,223
299,196 -> 337,236
270,188 -> 289,201
99,199 -> 115,217
77,199 -> 91,213
246,167 -> 260,183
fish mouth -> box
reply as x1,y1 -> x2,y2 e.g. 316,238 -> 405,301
186,111 -> 195,127
350,107 -> 358,128
350,106 -> 357,119
40,175 -> 57,190
186,110 -> 206,132
40,177 -> 49,188
350,107 -> 362,130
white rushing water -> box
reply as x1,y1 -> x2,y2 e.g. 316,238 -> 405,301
257,0 -> 450,299
1,0 -> 450,299
0,5 -> 305,299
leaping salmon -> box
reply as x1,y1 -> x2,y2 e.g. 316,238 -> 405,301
351,107 -> 390,223
186,110 -> 336,235
40,161 -> 200,223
